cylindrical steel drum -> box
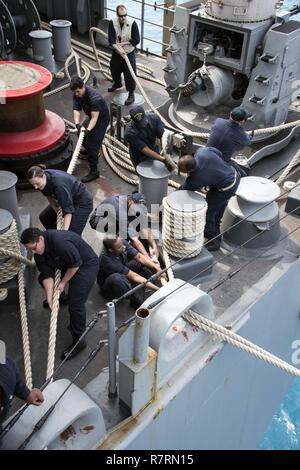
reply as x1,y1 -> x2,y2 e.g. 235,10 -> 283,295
0,171 -> 21,232
137,160 -> 170,213
206,0 -> 278,22
50,19 -> 72,62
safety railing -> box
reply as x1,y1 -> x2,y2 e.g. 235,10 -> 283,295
104,0 -> 176,56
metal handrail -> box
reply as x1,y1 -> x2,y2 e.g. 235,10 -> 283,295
104,6 -> 169,30
131,0 -> 176,13
104,1 -> 174,55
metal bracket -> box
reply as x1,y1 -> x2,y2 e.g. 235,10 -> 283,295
249,95 -> 266,105
169,24 -> 185,35
260,53 -> 278,63
255,75 -> 271,85
163,65 -> 177,73
165,45 -> 181,54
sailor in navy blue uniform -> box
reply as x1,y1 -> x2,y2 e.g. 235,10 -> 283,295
108,5 -> 140,106
70,77 -> 110,183
124,105 -> 176,172
21,228 -> 99,359
89,192 -> 159,262
178,148 -> 240,251
207,107 -> 252,177
97,237 -> 160,308
27,165 -> 93,236
0,355 -> 44,442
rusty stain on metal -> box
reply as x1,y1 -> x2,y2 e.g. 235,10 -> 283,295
59,425 -> 76,448
153,407 -> 163,420
172,325 -> 178,332
205,349 -> 219,364
80,424 -> 95,434
181,330 -> 189,341
192,325 -> 200,333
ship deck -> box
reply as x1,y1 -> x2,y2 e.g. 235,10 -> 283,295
2,41 -> 300,428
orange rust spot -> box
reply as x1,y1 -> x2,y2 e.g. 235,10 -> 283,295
172,325 -> 178,332
59,425 -> 76,448
153,407 -> 162,420
80,425 -> 95,434
181,331 -> 189,342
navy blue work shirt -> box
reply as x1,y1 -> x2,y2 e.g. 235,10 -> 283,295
207,118 -> 251,162
92,195 -> 147,239
108,20 -> 140,48
97,240 -> 138,287
181,147 -> 236,191
0,357 -> 30,426
41,169 -> 91,216
124,113 -> 165,167
35,230 -> 98,283
73,85 -> 110,124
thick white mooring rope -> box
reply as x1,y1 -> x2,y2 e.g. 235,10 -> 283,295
183,311 -> 300,378
0,220 -> 33,388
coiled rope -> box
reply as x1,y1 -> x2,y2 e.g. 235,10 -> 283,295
0,220 -> 33,388
162,195 -> 207,258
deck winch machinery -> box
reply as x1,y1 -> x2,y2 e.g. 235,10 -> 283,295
0,0 -> 41,57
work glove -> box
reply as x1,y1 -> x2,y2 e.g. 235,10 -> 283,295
164,154 -> 177,173
75,123 -> 81,136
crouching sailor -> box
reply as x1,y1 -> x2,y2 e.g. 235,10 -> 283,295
97,236 -> 161,309
178,148 -> 240,251
21,228 -> 99,359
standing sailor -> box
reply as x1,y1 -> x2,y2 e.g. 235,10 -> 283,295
207,107 -> 253,176
178,148 -> 240,251
125,105 -> 176,171
27,165 -> 93,236
21,228 -> 99,359
70,77 -> 110,183
108,4 -> 140,106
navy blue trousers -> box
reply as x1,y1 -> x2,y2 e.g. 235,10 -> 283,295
67,261 -> 99,338
205,176 -> 240,240
84,118 -> 109,172
100,260 -> 153,302
39,194 -> 93,236
110,50 -> 136,93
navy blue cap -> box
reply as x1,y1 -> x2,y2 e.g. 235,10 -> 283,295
230,107 -> 251,122
130,105 -> 149,126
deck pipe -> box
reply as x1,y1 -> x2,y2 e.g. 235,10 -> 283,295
134,308 -> 151,364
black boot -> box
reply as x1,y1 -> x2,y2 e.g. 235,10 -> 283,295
61,338 -> 87,360
205,238 -> 221,252
108,83 -> 122,92
81,170 -> 99,183
125,92 -> 135,106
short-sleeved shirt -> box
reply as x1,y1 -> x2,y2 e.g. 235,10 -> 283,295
91,195 -> 148,239
34,230 -> 98,282
182,147 -> 236,191
41,169 -> 92,215
207,118 -> 251,162
97,240 -> 138,287
124,113 -> 165,167
73,85 -> 110,124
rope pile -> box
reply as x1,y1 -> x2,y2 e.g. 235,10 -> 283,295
0,219 -> 33,388
162,195 -> 207,258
